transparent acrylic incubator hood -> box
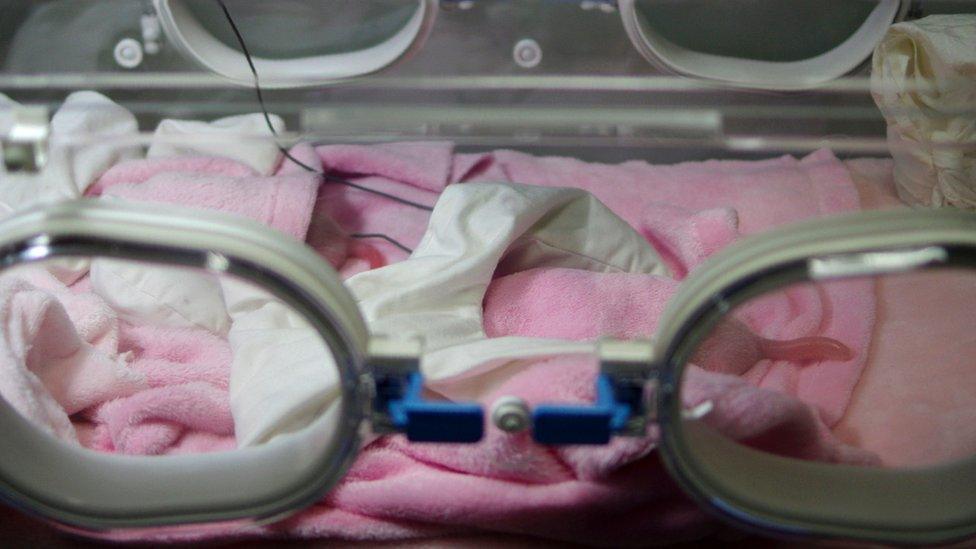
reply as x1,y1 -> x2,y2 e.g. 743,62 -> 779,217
1,1 -> 976,547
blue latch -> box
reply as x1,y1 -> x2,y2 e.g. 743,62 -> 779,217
369,338 -> 652,445
369,339 -> 484,443
531,340 -> 653,445
381,372 -> 484,443
532,375 -> 637,445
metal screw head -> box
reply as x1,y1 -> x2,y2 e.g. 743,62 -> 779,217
513,39 -> 542,69
491,396 -> 531,433
114,38 -> 144,69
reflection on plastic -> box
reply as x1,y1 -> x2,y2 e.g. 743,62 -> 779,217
0,257 -> 341,456
680,267 -> 976,470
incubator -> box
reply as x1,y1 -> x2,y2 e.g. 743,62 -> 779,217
1,1 -> 976,546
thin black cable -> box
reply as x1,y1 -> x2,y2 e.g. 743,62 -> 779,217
215,0 -> 434,213
215,0 -> 432,253
350,233 -> 414,254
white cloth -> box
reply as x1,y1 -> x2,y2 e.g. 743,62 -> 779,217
148,114 -> 286,175
89,112 -> 287,335
223,278 -> 339,447
871,15 -> 976,210
0,266 -> 145,444
90,261 -> 231,335
231,182 -> 668,446
0,91 -> 140,213
1,91 -> 141,284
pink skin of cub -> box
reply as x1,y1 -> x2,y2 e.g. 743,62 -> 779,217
692,317 -> 853,376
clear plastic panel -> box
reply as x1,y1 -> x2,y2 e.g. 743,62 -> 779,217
181,0 -> 419,59
0,0 -> 971,163
679,267 -> 976,469
0,0 -> 975,540
636,0 -> 882,63
671,265 -> 976,541
0,257 -> 343,455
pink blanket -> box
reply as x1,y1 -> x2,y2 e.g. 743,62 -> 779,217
0,143 -> 875,545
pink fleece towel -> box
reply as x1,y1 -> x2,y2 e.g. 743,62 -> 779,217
485,201 -> 872,427
91,156 -> 320,241
77,322 -> 235,455
7,143 -> 877,546
0,268 -> 144,444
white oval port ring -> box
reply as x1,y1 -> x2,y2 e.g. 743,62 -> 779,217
618,0 -> 909,91
153,0 -> 438,88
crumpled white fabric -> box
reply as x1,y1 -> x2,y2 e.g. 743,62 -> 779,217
90,261 -> 231,335
348,183 -> 668,352
230,181 -> 668,446
0,91 -> 141,210
88,113 -> 287,336
148,114 -> 286,175
223,278 -> 339,447
871,14 -> 976,210
1,91 -> 142,285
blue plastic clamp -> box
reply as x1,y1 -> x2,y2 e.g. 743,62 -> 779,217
531,374 -> 642,445
375,372 -> 484,443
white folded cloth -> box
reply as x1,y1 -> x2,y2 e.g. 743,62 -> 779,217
872,15 -> 976,209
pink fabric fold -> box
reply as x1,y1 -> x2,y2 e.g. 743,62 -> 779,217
484,269 -> 681,341
90,381 -> 232,455
484,195 -> 872,426
317,141 -> 455,193
86,322 -> 236,455
640,204 -> 741,279
94,166 -> 319,242
89,156 -> 258,195
0,268 -> 145,443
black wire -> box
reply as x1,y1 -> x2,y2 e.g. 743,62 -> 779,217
350,233 -> 414,254
325,174 -> 434,212
215,0 -> 432,254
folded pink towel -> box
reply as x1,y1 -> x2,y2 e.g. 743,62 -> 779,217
94,149 -> 352,271
93,158 -> 319,242
79,321 -> 235,455
90,156 -> 258,194
0,269 -> 144,443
